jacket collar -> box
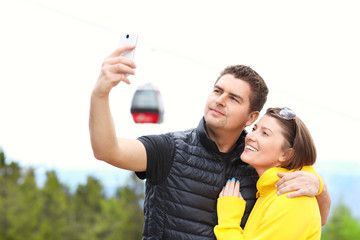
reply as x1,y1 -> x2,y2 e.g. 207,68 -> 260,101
197,117 -> 247,155
256,167 -> 288,198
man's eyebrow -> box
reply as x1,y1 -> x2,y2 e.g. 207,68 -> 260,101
214,84 -> 223,91
214,84 -> 244,102
230,92 -> 244,103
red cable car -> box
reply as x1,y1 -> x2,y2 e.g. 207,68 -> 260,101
130,83 -> 164,124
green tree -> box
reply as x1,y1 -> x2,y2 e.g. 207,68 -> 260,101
71,176 -> 106,240
110,173 -> 144,240
0,151 -> 22,240
91,173 -> 144,240
322,201 -> 360,240
0,149 -> 145,240
9,168 -> 42,240
37,171 -> 71,240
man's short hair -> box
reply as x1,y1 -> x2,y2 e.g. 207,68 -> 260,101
217,65 -> 269,113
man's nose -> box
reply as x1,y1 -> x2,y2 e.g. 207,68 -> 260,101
215,94 -> 226,106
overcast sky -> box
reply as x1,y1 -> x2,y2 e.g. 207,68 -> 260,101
1,0 -> 359,176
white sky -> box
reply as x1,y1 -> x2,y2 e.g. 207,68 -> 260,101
1,0 -> 360,175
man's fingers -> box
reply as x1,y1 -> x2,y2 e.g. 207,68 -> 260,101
277,172 -> 286,178
104,56 -> 136,69
276,180 -> 300,195
101,65 -> 132,84
276,171 -> 319,197
286,190 -> 305,198
102,63 -> 135,78
92,47 -> 136,97
102,52 -> 136,80
276,171 -> 301,188
107,45 -> 136,58
113,63 -> 135,75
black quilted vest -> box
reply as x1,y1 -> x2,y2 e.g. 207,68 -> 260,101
142,119 -> 258,239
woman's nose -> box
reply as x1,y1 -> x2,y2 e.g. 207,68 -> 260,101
246,131 -> 256,141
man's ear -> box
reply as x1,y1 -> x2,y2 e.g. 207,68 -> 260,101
245,111 -> 259,127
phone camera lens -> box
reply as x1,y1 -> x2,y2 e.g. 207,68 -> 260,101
126,34 -> 129,38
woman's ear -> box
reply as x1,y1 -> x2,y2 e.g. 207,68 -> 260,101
279,148 -> 295,163
245,111 -> 259,127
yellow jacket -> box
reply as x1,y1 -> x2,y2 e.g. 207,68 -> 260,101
214,166 -> 321,240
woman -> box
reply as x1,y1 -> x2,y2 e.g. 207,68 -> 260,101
214,107 -> 322,239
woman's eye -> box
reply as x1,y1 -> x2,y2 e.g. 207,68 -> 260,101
263,131 -> 269,136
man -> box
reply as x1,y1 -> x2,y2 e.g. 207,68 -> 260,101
89,46 -> 331,239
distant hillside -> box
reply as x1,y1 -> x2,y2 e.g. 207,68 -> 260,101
35,167 -> 133,197
320,172 -> 360,220
35,161 -> 360,221
316,161 -> 360,220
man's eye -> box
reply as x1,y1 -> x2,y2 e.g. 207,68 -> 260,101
231,97 -> 239,102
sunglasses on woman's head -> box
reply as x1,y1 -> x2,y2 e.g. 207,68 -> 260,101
279,107 -> 296,120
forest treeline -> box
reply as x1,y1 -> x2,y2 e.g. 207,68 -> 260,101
1,150 -> 360,239
0,150 -> 144,240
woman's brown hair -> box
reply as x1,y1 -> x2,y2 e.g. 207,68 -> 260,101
265,107 -> 317,170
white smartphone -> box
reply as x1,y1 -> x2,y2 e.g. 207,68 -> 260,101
118,33 -> 138,60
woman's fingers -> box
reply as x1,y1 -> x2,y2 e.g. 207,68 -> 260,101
220,178 -> 242,198
223,179 -> 231,196
219,187 -> 224,198
234,180 -> 240,197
